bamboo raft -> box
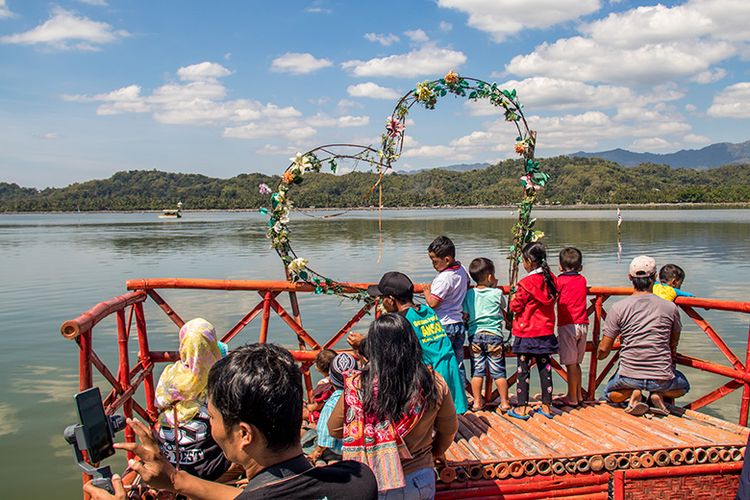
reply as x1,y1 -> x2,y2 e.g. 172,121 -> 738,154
437,402 -> 748,497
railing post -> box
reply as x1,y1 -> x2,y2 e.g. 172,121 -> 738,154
587,295 -> 603,399
116,309 -> 134,454
260,291 -> 272,343
741,323 -> 750,426
78,329 -> 93,391
134,302 -> 156,417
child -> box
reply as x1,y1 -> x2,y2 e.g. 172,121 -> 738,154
367,271 -> 469,414
555,247 -> 589,407
305,348 -> 337,424
653,264 -> 695,302
307,353 -> 357,464
509,241 -> 559,420
424,235 -> 470,387
463,257 -> 510,412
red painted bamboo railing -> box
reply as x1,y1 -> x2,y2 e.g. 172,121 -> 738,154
60,279 -> 750,439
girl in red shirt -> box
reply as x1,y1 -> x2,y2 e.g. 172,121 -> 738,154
509,242 -> 558,420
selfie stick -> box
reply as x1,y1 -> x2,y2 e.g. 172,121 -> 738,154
64,415 -> 126,494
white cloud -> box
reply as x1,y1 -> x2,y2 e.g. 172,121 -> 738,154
404,29 -> 429,43
437,0 -> 600,42
256,144 -> 300,156
65,62 -> 316,142
307,113 -> 370,128
347,82 -> 401,100
0,7 -> 128,50
630,137 -> 675,152
270,52 -> 333,74
364,32 -> 399,46
439,21 -> 453,32
506,0 -> 750,85
691,68 -> 727,84
0,0 -> 15,18
684,134 -> 710,144
77,0 -> 108,6
38,132 -> 60,140
685,104 -> 698,113
707,82 -> 750,118
507,37 -> 734,85
176,61 -> 232,81
342,44 -> 466,78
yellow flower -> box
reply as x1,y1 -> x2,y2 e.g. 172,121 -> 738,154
444,71 -> 459,84
287,258 -> 309,274
415,81 -> 434,102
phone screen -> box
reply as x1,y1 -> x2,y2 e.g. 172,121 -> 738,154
75,387 -> 115,463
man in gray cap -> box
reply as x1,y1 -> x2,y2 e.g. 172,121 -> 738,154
597,255 -> 690,416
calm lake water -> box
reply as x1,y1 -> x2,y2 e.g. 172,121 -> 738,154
1,208 -> 750,498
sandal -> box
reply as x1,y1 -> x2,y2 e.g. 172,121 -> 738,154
648,394 -> 671,416
552,397 -> 579,408
507,409 -> 531,421
536,407 -> 555,419
624,401 -> 649,416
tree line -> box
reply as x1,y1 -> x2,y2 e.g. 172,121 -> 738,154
2,156 -> 750,212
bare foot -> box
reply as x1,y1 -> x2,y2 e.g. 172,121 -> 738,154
515,405 -> 531,417
649,393 -> 670,416
541,403 -> 552,415
628,389 -> 643,407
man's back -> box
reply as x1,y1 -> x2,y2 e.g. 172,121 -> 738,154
236,458 -> 377,500
602,293 -> 681,380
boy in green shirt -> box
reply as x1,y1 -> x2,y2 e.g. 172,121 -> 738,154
365,271 -> 469,414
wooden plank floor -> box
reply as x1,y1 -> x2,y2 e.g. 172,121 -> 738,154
445,402 -> 749,465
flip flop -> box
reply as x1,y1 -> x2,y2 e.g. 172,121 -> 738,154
536,407 -> 555,419
649,406 -> 670,416
507,409 -> 531,421
624,401 -> 649,416
552,397 -> 579,408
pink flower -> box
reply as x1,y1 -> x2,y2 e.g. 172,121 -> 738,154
258,183 -> 273,195
520,175 -> 542,191
385,116 -> 405,138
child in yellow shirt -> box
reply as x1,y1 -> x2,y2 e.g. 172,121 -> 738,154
653,264 -> 694,301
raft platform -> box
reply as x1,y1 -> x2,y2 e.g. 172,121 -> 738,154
60,279 -> 750,499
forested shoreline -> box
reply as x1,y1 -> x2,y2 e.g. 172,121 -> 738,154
2,156 -> 750,212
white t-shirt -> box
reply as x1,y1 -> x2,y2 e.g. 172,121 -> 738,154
431,262 -> 469,325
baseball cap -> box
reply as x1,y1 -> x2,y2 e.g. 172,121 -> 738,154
367,271 -> 414,299
629,255 -> 657,277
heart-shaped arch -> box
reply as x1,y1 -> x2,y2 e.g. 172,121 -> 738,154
260,72 -> 549,299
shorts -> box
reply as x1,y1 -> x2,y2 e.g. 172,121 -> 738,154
470,332 -> 507,380
604,370 -> 691,399
558,324 -> 588,365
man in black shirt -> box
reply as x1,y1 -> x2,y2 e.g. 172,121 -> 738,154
84,343 -> 377,500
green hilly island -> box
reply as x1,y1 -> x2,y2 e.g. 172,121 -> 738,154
2,156 -> 750,212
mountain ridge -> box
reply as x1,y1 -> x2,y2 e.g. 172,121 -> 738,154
570,140 -> 750,168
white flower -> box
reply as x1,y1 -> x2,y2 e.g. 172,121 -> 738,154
287,257 -> 309,274
279,214 -> 290,224
289,152 -> 312,173
273,221 -> 283,233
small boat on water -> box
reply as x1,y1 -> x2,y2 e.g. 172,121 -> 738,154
158,201 -> 183,219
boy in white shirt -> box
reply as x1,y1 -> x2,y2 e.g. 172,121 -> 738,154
424,235 -> 470,388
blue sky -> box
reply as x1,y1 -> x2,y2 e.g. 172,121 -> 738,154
1,0 -> 749,187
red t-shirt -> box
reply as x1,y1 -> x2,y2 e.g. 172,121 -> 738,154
557,272 -> 590,326
510,272 -> 557,338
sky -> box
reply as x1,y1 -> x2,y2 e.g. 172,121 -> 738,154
1,0 -> 749,188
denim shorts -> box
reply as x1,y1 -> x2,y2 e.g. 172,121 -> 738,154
604,370 -> 690,398
470,333 -> 507,380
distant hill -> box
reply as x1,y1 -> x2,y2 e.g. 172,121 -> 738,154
2,156 -> 750,211
572,140 -> 750,168
401,162 -> 490,174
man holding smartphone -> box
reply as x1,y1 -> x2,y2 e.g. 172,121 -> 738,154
84,343 -> 377,500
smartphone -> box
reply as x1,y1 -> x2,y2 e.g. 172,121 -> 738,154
74,387 -> 115,463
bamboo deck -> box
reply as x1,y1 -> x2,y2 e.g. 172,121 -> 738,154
437,402 -> 749,496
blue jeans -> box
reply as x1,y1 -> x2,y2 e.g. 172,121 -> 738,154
378,467 -> 435,500
604,370 -> 690,400
443,322 -> 468,388
470,333 -> 507,380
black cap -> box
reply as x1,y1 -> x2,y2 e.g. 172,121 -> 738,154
367,271 -> 414,299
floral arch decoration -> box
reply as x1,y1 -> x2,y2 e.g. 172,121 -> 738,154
260,71 -> 550,300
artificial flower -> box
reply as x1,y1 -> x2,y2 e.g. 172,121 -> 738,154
279,214 -> 290,224
287,257 -> 309,274
385,116 -> 405,138
520,174 -> 542,191
282,171 -> 296,184
515,142 -> 527,155
258,183 -> 273,195
444,70 -> 459,84
415,81 -> 434,102
530,230 -> 545,242
290,152 -> 312,173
